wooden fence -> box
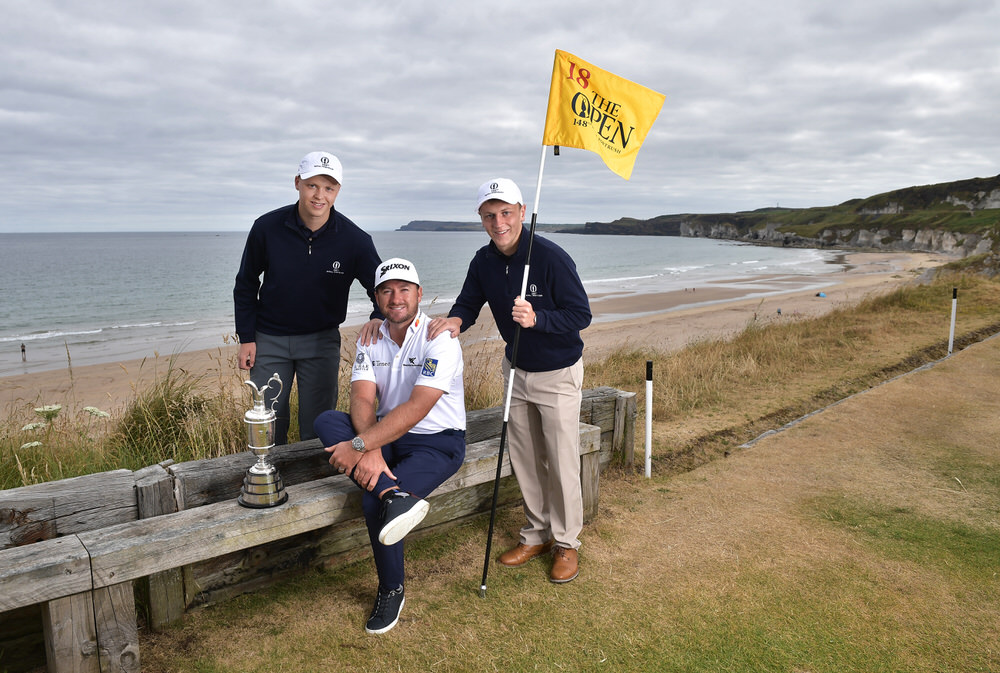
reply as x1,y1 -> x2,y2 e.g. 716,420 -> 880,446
0,387 -> 636,673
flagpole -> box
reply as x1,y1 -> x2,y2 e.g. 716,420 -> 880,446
479,143 -> 549,598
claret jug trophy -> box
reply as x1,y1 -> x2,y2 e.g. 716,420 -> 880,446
237,373 -> 288,508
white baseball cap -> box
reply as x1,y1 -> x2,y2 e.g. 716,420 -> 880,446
476,178 -> 523,211
375,257 -> 420,288
298,151 -> 343,184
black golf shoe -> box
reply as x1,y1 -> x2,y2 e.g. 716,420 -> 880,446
366,584 -> 405,634
377,490 -> 429,546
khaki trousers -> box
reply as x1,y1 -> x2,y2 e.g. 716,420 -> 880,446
504,358 -> 584,550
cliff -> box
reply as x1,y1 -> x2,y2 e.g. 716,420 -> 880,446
399,220 -> 583,232
576,174 -> 1000,258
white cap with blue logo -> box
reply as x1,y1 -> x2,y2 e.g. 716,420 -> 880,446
476,178 -> 523,211
298,151 -> 343,184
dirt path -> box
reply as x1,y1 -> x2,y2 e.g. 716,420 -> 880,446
585,333 -> 1000,630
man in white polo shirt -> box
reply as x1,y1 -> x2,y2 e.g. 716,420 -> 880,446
314,257 -> 465,635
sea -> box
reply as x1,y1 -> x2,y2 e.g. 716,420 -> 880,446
0,231 -> 845,377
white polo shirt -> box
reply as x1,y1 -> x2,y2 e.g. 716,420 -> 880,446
351,310 -> 465,434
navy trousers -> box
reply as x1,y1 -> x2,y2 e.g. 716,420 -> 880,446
313,410 -> 465,588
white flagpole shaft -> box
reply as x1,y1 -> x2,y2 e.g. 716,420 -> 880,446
507,145 -> 549,420
948,287 -> 957,355
518,145 -> 549,299
645,360 -> 652,478
501,374 -> 516,422
531,145 -> 547,218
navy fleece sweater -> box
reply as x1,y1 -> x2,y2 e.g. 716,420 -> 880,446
448,234 -> 591,372
234,204 -> 381,343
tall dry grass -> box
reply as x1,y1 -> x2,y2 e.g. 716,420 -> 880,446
1,349 -> 250,488
585,269 -> 1000,467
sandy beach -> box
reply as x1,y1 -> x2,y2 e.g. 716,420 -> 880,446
1,251 -> 947,414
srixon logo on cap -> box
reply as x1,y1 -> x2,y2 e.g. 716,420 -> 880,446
380,262 -> 412,277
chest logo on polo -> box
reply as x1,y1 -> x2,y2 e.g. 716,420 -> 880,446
421,358 -> 439,377
326,261 -> 345,275
527,283 -> 544,299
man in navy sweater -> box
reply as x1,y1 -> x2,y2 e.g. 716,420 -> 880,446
234,151 -> 383,445
428,178 -> 592,583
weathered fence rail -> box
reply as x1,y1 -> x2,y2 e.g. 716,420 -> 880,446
0,387 -> 636,673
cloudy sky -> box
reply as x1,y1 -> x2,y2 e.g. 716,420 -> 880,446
2,0 -> 998,233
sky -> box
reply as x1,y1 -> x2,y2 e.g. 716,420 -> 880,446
2,0 -> 998,233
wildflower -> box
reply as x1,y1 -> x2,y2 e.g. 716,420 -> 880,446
21,422 -> 48,432
83,406 -> 111,419
20,441 -> 43,450
33,404 -> 63,421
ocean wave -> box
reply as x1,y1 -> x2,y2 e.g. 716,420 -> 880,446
583,273 -> 662,285
2,319 -> 204,344
662,265 -> 710,274
110,322 -> 163,329
0,328 -> 104,343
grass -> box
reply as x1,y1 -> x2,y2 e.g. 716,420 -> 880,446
3,269 -> 1000,672
139,402 -> 1000,673
814,497 -> 1000,578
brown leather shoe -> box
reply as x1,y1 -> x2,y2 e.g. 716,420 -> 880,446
550,546 -> 579,583
498,540 -> 554,567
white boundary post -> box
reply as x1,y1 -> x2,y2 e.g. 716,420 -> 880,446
645,360 -> 652,478
948,287 -> 957,355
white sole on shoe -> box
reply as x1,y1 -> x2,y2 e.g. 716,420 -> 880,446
378,499 -> 430,546
366,596 -> 405,635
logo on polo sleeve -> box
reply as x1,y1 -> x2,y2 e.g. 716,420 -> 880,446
421,358 -> 439,377
352,352 -> 369,373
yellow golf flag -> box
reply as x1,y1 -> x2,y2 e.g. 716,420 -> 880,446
543,50 -> 665,180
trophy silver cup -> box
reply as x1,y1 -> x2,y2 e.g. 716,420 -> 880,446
237,373 -> 288,508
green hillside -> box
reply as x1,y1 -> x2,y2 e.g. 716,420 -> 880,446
574,174 -> 1000,243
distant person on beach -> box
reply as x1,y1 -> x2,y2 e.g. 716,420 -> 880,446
427,178 -> 592,584
21,343 -> 26,362
315,258 -> 465,634
234,151 -> 383,445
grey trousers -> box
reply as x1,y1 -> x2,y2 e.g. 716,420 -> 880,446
251,328 -> 341,445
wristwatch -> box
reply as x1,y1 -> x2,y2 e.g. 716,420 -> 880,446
351,436 -> 366,453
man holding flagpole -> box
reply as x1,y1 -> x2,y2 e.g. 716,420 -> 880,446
428,178 -> 591,583
429,50 -> 661,593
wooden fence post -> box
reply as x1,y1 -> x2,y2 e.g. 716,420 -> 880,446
41,582 -> 138,673
579,424 -> 602,523
135,462 -> 185,630
615,391 -> 637,467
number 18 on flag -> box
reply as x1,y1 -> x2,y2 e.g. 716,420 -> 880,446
542,49 -> 666,180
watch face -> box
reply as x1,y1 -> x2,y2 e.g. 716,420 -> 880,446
352,436 -> 365,451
